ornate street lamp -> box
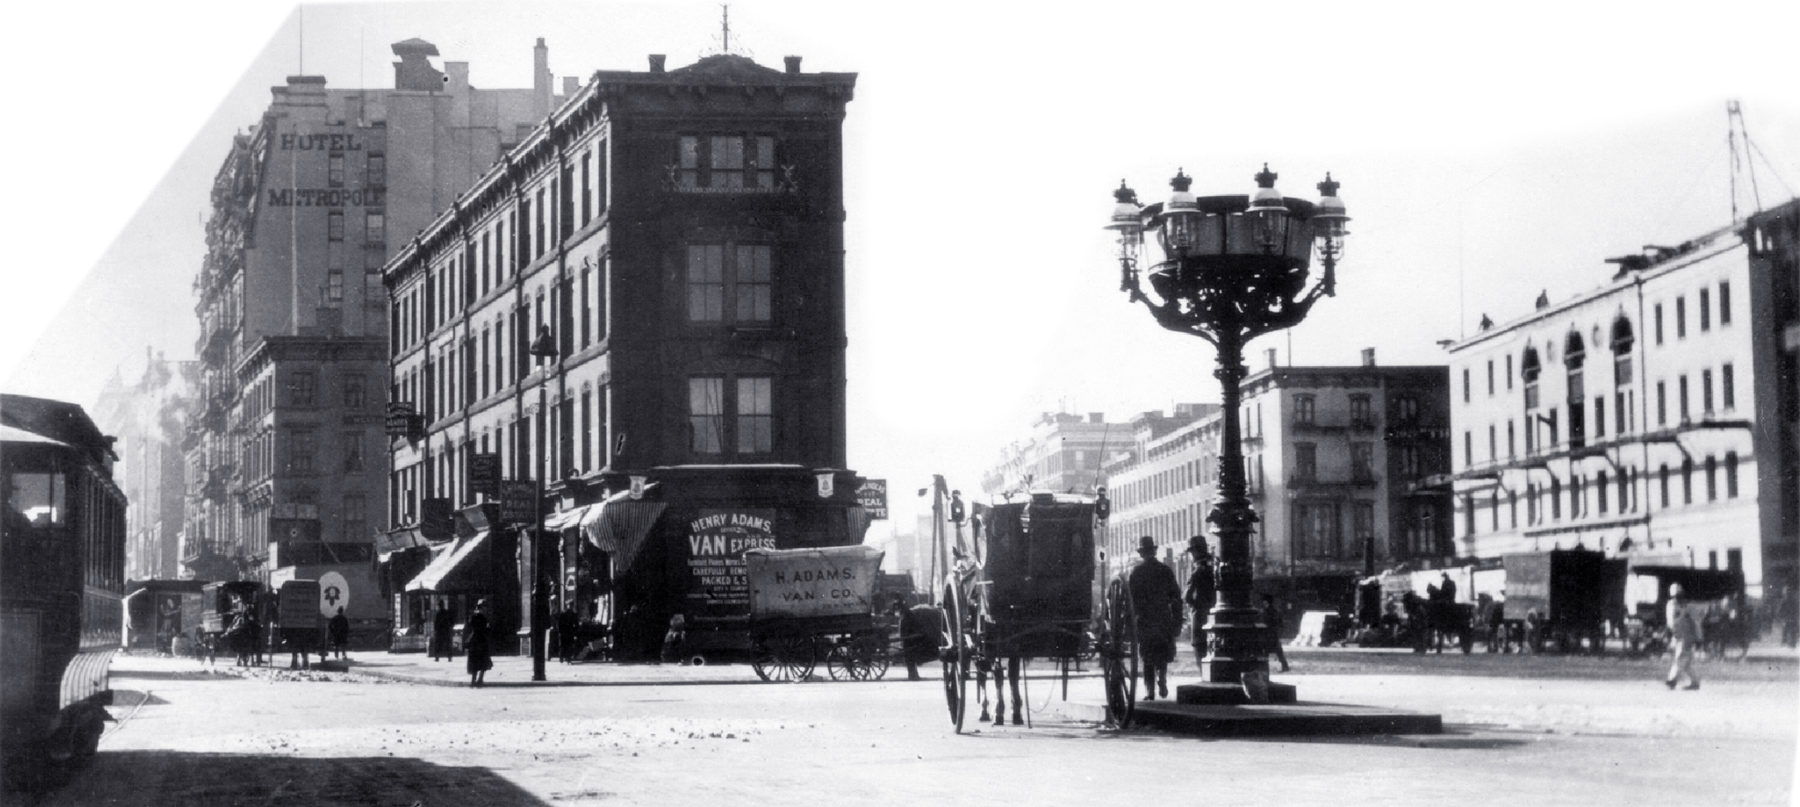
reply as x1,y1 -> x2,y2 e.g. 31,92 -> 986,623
528,324 -> 560,682
1106,165 -> 1349,692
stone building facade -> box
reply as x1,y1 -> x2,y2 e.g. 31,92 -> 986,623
92,351 -> 200,581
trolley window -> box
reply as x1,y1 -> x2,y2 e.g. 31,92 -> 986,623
7,471 -> 66,528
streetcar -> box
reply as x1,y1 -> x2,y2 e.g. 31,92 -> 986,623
936,491 -> 1137,733
2,394 -> 127,790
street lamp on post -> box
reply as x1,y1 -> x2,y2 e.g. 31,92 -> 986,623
528,324 -> 560,682
1106,165 -> 1349,693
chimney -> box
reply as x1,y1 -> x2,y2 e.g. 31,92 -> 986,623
648,54 -> 667,73
1361,347 -> 1377,367
533,38 -> 551,116
1265,348 -> 1279,370
784,55 -> 802,74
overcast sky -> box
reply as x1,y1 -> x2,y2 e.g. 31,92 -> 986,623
4,0 -> 1797,529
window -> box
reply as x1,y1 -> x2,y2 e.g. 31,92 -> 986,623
1350,395 -> 1372,427
1722,364 -> 1736,410
1352,502 -> 1374,555
1726,452 -> 1739,498
1351,443 -> 1374,481
1699,288 -> 1711,332
366,153 -> 386,187
328,211 -> 344,241
1487,361 -> 1495,395
1597,470 -> 1609,513
342,374 -> 366,408
1594,397 -> 1605,439
1682,458 -> 1694,504
366,211 -> 386,244
689,377 -> 726,454
1393,395 -> 1419,424
1294,395 -> 1315,425
1462,368 -> 1471,403
343,432 -> 365,472
1719,281 -> 1732,325
675,134 -> 777,191
288,430 -> 316,473
1398,445 -> 1420,478
1464,431 -> 1474,468
1571,474 -> 1583,517
1679,375 -> 1690,421
7,471 -> 65,527
1294,443 -> 1317,482
1507,420 -> 1516,458
342,494 -> 366,541
1522,348 -> 1541,410
326,270 -> 344,303
328,153 -> 345,187
687,243 -> 774,325
1705,455 -> 1718,501
1297,502 -> 1342,558
1654,303 -> 1664,344
1659,465 -> 1670,508
1619,466 -> 1632,512
1657,381 -> 1667,426
1676,296 -> 1687,338
1488,425 -> 1497,461
1463,496 -> 1477,537
290,371 -> 316,406
1506,355 -> 1514,389
1550,478 -> 1562,519
736,377 -> 773,454
1702,369 -> 1715,414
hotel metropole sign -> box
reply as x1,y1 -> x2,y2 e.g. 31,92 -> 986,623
266,187 -> 387,207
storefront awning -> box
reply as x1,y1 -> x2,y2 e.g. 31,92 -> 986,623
582,494 -> 667,575
405,530 -> 493,593
545,504 -> 592,532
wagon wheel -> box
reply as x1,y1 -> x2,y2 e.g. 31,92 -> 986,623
825,633 -> 886,681
858,630 -> 891,680
941,579 -> 970,732
1101,578 -> 1138,728
752,634 -> 816,682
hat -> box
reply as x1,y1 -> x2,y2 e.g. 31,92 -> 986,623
1668,583 -> 1684,597
1137,536 -> 1158,554
1187,535 -> 1211,555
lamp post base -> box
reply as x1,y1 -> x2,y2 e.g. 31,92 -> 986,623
1176,680 -> 1297,706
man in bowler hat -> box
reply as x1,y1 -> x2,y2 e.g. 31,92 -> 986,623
1129,536 -> 1184,699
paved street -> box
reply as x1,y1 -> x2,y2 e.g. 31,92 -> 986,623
22,645 -> 1799,806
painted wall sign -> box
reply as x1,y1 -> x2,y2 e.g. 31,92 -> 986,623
266,188 -> 387,207
683,509 -> 777,621
279,133 -> 366,151
855,479 -> 888,520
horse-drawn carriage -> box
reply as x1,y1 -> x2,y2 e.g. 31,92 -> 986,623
1623,566 -> 1748,659
742,545 -> 891,681
936,493 -> 1138,733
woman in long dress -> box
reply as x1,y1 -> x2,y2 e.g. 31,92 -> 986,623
465,599 -> 493,687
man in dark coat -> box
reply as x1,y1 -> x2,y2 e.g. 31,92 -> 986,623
431,602 -> 457,662
1184,536 -> 1216,663
895,601 -> 945,681
1129,536 -> 1184,700
1260,594 -> 1291,672
327,606 -> 350,660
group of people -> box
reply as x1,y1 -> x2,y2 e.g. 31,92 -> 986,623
1128,534 -> 1291,700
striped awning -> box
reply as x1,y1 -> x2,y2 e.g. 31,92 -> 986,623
404,530 -> 493,593
582,495 -> 667,576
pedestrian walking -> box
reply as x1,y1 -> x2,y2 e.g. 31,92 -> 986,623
327,606 -> 350,660
432,602 -> 458,662
1665,583 -> 1703,690
1260,594 -> 1291,672
1128,536 -> 1184,700
1184,536 -> 1216,661
556,606 -> 580,663
660,614 -> 688,664
465,599 -> 493,688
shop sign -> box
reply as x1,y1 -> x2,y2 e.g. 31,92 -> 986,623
384,402 -> 417,437
855,479 -> 888,520
469,453 -> 501,496
684,509 -> 777,621
499,481 -> 538,525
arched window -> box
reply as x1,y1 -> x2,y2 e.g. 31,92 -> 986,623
1565,332 -> 1587,449
1611,316 -> 1635,385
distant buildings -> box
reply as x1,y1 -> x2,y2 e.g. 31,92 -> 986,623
1091,354 -> 1451,609
1445,198 -> 1800,598
980,411 -> 1130,500
184,38 -> 579,582
92,350 -> 200,581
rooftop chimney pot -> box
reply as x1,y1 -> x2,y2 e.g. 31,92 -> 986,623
1361,347 -> 1377,367
649,54 -> 667,73
784,55 -> 802,74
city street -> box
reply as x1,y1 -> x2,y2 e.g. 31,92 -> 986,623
25,645 -> 1798,807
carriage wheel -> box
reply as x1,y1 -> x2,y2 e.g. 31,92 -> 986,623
826,634 -> 886,681
859,631 -> 891,680
941,580 -> 970,732
752,635 -> 816,682
1102,578 -> 1138,728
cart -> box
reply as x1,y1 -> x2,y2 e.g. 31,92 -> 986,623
937,494 -> 1137,733
743,545 -> 889,682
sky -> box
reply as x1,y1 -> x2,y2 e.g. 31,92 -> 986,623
3,0 -> 1798,531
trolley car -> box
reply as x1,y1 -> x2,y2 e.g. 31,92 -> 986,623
937,493 -> 1137,733
2,394 -> 127,789
743,545 -> 889,681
